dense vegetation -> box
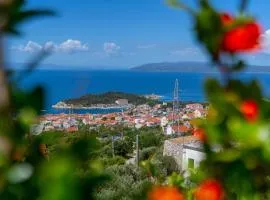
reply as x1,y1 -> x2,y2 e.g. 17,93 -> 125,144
3,0 -> 270,199
37,126 -> 178,200
64,91 -> 159,106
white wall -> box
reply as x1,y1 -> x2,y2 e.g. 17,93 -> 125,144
182,147 -> 205,172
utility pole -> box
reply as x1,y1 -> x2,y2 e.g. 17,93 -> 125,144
136,134 -> 139,167
173,79 -> 180,134
112,136 -> 115,158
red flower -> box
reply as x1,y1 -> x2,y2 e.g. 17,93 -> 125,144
148,186 -> 184,200
220,13 -> 234,26
240,99 -> 259,122
194,179 -> 224,200
221,22 -> 261,53
193,128 -> 206,142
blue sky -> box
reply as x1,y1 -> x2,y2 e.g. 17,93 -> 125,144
7,0 -> 270,69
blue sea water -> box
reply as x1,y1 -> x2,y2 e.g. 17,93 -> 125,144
18,70 -> 270,114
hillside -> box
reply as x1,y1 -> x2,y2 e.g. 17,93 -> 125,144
131,61 -> 270,72
64,92 -> 153,106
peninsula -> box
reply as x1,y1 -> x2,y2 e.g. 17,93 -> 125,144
52,91 -> 161,109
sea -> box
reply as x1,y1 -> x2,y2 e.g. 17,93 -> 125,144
18,70 -> 270,114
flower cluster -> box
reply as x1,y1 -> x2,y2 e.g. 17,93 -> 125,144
220,13 -> 261,53
148,0 -> 269,199
148,179 -> 224,200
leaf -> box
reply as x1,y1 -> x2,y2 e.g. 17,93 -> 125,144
248,80 -> 262,100
204,78 -> 224,104
195,7 -> 223,55
214,150 -> 241,162
166,0 -> 195,14
232,60 -> 246,72
0,1 -> 56,35
16,50 -> 51,82
19,9 -> 56,20
166,0 -> 186,9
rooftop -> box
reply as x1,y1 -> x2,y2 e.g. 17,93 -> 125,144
168,136 -> 199,145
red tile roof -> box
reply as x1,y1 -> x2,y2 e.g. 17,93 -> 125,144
66,126 -> 78,132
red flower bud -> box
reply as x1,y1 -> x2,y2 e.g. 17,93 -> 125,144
148,186 -> 184,200
221,22 -> 261,53
240,99 -> 259,122
220,13 -> 234,26
194,179 -> 224,200
193,128 -> 206,142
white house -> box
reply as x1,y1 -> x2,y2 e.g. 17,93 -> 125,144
165,125 -> 173,135
135,124 -> 143,129
181,114 -> 189,120
160,116 -> 168,132
186,103 -> 204,110
163,136 -> 200,171
182,142 -> 206,176
193,110 -> 202,118
115,99 -> 128,105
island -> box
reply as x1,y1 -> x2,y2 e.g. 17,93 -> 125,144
52,91 -> 161,109
130,61 -> 270,73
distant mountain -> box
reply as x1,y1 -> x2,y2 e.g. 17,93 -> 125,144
131,61 -> 270,73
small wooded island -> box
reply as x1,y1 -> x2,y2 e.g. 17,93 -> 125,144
52,92 -> 161,109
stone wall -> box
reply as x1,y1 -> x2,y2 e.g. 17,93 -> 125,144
163,140 -> 184,171
163,136 -> 199,171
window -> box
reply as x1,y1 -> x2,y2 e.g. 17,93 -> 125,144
188,158 -> 195,169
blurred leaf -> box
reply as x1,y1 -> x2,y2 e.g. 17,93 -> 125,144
11,86 -> 44,115
166,0 -> 185,8
18,107 -> 37,127
214,150 -> 241,162
195,7 -> 223,57
166,0 -> 195,14
16,50 -> 51,82
7,163 -> 33,184
167,172 -> 185,188
232,60 -> 246,72
248,80 -> 262,101
204,78 -> 225,108
0,0 -> 55,35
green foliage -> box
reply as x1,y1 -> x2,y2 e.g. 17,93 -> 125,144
139,128 -> 164,149
100,156 -> 126,168
96,164 -> 151,200
65,91 -> 153,106
0,0 -> 55,36
2,0 -> 269,199
161,156 -> 180,175
139,146 -> 157,161
114,138 -> 133,158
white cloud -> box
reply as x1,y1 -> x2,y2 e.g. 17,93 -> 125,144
260,29 -> 270,54
43,41 -> 57,52
137,44 -> 156,49
104,42 -> 120,56
12,39 -> 89,54
12,41 -> 42,53
58,39 -> 88,53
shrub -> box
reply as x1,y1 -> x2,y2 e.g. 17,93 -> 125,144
139,146 -> 158,161
100,156 -> 126,168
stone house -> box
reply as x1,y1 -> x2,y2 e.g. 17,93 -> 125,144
163,136 -> 203,171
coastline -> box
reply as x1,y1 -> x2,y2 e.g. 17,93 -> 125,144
52,104 -> 132,110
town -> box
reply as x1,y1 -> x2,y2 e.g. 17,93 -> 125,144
32,101 -> 207,136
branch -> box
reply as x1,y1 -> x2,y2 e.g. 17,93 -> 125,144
239,0 -> 249,13
0,34 -> 10,112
